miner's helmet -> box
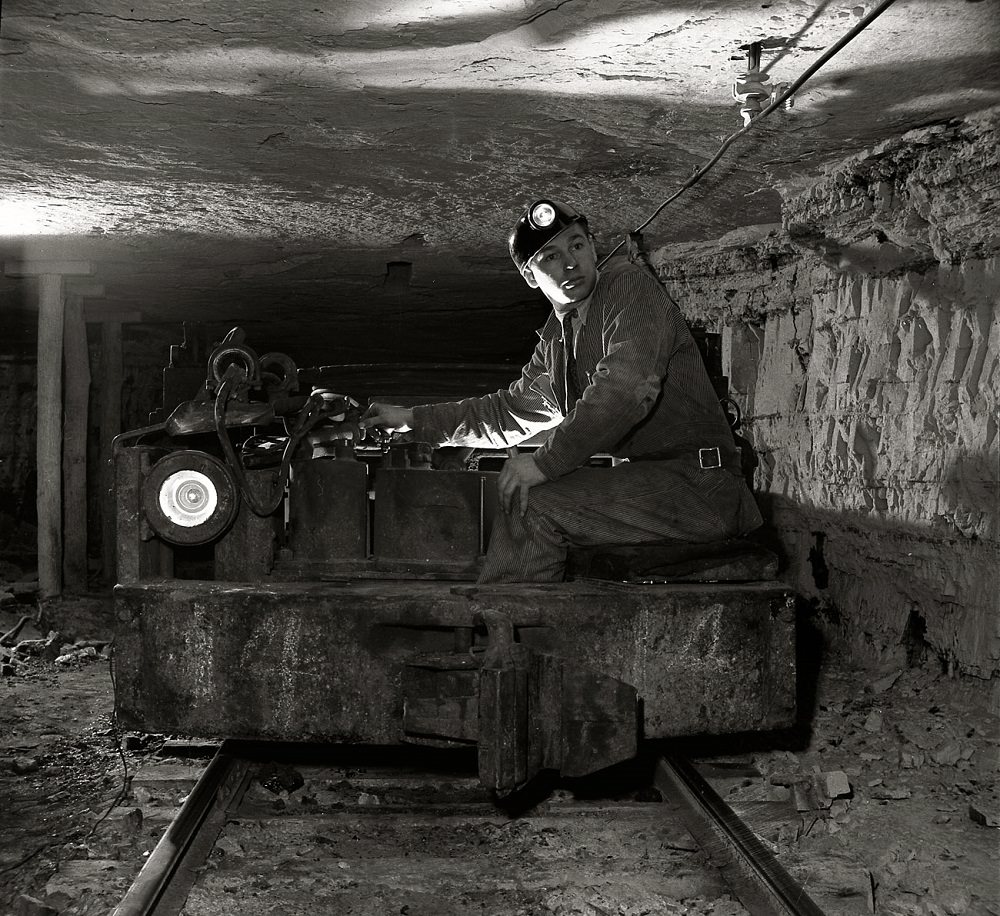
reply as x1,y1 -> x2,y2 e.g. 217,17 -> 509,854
508,199 -> 588,272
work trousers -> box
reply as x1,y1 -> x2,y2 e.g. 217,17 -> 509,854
477,459 -> 762,584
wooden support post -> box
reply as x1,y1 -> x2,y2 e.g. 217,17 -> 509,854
62,294 -> 91,592
100,321 -> 123,585
5,260 -> 94,599
37,274 -> 66,598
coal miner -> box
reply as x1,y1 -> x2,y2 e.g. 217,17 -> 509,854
361,198 -> 762,583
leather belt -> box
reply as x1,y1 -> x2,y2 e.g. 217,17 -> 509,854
631,445 -> 741,473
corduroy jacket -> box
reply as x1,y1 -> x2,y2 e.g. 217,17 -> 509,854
411,258 -> 740,482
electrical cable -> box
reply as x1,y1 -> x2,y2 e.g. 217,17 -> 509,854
758,0 -> 837,79
213,375 -> 322,517
214,376 -> 277,517
598,0 -> 900,268
0,650 -> 132,877
88,646 -> 130,838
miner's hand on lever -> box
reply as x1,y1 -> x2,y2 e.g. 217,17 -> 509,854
498,448 -> 548,517
360,403 -> 415,438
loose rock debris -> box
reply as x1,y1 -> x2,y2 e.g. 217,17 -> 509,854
1,596 -> 998,915
703,663 -> 999,916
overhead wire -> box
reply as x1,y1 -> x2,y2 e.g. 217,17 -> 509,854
758,0 -> 837,79
598,0 -> 900,268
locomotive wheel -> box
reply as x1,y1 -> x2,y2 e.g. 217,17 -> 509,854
142,451 -> 239,546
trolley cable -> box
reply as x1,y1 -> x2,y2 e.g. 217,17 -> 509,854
599,0 -> 900,268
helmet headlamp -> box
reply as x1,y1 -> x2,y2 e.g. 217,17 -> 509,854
508,198 -> 588,271
529,202 -> 557,229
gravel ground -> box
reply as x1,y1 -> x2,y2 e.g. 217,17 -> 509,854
1,592 -> 997,916
706,662 -> 1000,916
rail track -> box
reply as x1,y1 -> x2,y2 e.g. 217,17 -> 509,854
111,741 -> 825,916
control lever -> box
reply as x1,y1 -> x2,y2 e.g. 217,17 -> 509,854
165,399 -> 275,437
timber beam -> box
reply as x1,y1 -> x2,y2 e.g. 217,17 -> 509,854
4,260 -> 94,597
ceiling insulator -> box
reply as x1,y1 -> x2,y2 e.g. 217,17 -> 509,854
732,41 -> 793,126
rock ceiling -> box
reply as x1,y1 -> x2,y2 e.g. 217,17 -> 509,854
1,0 -> 998,365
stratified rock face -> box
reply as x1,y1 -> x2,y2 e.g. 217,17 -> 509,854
651,109 -> 999,679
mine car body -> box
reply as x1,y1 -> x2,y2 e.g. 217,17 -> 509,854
113,330 -> 795,792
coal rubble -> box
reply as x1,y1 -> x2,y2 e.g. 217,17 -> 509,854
1,587 -> 997,916
704,663 -> 999,916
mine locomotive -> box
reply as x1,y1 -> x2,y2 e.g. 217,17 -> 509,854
113,328 -> 795,795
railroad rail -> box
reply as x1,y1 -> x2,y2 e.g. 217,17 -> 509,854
110,741 -> 825,916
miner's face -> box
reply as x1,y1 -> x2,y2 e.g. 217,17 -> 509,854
521,225 -> 598,308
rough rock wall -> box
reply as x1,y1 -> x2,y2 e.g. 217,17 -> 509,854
652,109 -> 999,680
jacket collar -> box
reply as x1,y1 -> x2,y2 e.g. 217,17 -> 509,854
533,270 -> 600,340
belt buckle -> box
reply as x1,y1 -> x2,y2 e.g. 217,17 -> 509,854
698,446 -> 722,469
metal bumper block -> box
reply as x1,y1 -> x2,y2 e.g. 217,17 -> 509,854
113,580 -> 795,742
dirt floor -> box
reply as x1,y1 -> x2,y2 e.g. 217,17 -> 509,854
1,581 -> 998,916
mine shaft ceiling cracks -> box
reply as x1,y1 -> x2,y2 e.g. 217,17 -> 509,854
1,0 -> 998,363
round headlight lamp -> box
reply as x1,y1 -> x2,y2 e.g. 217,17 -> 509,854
158,470 -> 218,528
142,450 -> 239,545
529,202 -> 557,229
508,198 -> 587,271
